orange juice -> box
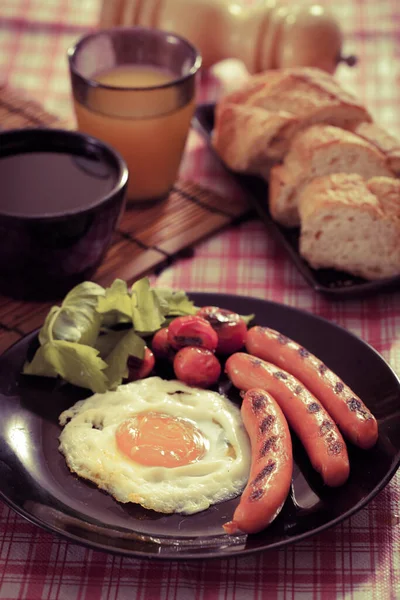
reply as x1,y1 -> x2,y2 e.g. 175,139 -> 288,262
74,65 -> 195,202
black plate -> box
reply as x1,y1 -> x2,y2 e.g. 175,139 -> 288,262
193,104 -> 400,298
0,293 -> 399,560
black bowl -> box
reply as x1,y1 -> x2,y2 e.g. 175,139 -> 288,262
0,128 -> 128,301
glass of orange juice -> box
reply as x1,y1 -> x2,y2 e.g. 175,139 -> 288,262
68,27 -> 201,204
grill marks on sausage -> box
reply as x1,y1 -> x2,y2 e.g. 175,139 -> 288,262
298,347 -> 310,358
249,488 -> 265,502
270,368 -> 310,399
319,420 -> 344,455
259,436 -> 279,458
332,381 -> 370,419
252,461 -> 276,485
335,381 -> 344,394
250,357 -> 262,368
347,397 -> 371,419
273,370 -> 288,380
250,392 -> 267,414
318,363 -> 328,375
347,397 -> 362,412
327,436 -> 344,456
259,414 -> 276,434
249,461 -> 277,502
276,333 -> 289,345
320,420 -> 334,436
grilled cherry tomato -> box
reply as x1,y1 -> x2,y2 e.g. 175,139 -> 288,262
151,327 -> 175,361
197,306 -> 248,354
173,347 -> 221,388
168,315 -> 218,352
127,347 -> 155,381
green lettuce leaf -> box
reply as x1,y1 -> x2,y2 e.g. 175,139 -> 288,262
36,340 -> 108,393
23,346 -> 59,378
38,307 -> 61,346
131,278 -> 165,333
39,281 -> 105,347
96,279 -> 132,326
95,329 -> 130,359
153,288 -> 197,316
104,329 -> 146,389
63,281 -> 105,308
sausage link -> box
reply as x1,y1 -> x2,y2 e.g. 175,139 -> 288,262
224,388 -> 293,535
246,326 -> 378,449
225,353 -> 350,487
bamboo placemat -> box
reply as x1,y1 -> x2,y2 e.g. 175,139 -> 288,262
0,87 -> 251,353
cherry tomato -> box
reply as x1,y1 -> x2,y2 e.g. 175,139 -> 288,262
196,306 -> 248,354
173,347 -> 221,388
168,315 -> 218,352
127,346 -> 155,381
151,327 -> 175,361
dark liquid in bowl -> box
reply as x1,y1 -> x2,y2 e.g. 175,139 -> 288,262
0,151 -> 118,217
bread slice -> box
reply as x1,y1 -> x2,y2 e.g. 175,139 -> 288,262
298,173 -> 400,280
214,67 -> 372,166
269,164 -> 300,226
213,103 -> 298,174
353,122 -> 400,176
269,124 -> 396,227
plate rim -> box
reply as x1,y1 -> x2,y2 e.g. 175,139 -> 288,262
0,291 -> 399,560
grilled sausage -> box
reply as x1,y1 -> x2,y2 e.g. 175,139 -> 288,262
225,353 -> 350,487
224,388 -> 293,534
246,326 -> 378,449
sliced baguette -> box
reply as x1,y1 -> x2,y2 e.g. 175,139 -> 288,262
298,173 -> 400,280
270,124 -> 396,227
214,67 -> 372,165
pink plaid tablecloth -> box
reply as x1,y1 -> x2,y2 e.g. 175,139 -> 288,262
0,1 -> 400,598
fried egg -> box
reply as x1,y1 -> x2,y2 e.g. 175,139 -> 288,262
58,376 -> 251,514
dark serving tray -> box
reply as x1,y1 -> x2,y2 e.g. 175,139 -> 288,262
193,103 -> 400,299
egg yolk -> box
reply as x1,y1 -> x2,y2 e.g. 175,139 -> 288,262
116,412 -> 207,468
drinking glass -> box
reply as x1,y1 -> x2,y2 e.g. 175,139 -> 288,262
68,26 -> 201,204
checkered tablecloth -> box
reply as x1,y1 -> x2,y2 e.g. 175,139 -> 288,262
0,1 -> 399,598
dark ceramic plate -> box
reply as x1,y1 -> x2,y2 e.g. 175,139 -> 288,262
193,104 -> 400,298
0,293 -> 399,560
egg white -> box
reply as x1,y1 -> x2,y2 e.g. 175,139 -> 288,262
58,376 -> 251,514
